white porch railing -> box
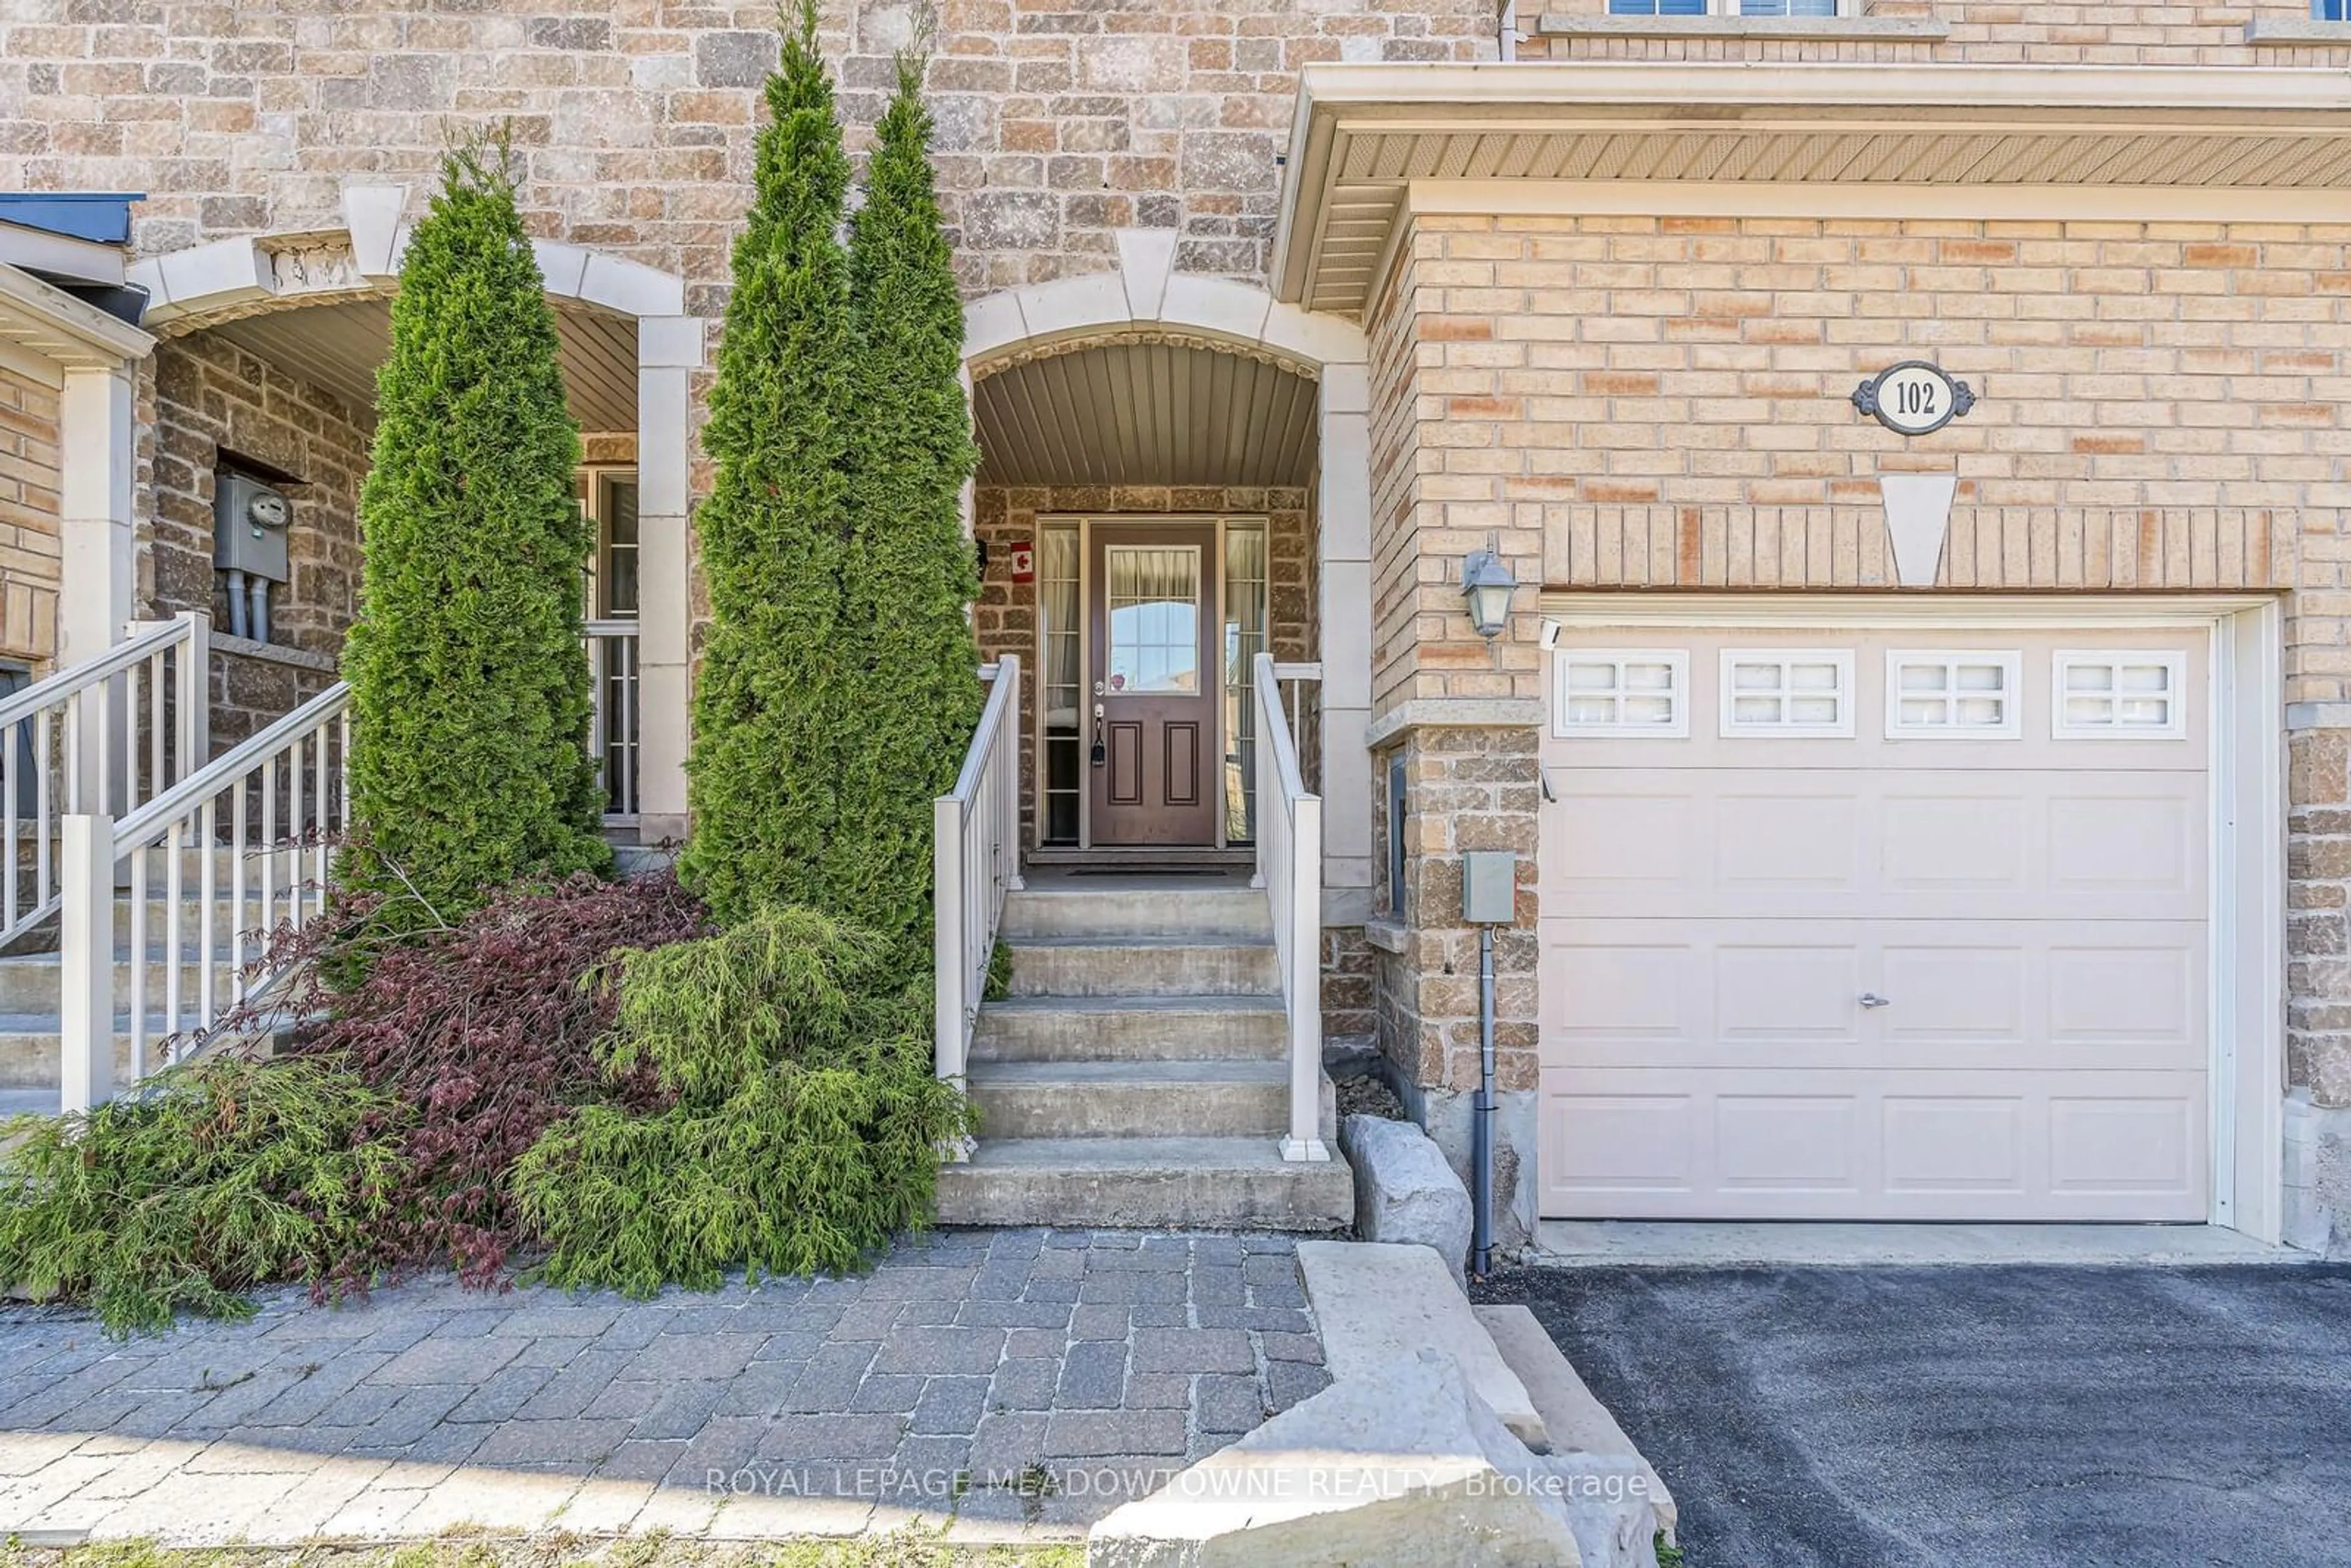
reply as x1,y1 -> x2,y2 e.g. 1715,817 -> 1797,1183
1,613 -> 209,950
934,657 -> 1022,1092
585,620 -> 639,823
59,681 -> 350,1112
1252,652 -> 1328,1162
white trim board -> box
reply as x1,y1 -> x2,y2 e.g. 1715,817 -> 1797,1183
1536,591 -> 2287,1245
1405,179 -> 2351,225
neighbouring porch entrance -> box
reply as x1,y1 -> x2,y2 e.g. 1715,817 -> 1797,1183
1038,515 -> 1270,853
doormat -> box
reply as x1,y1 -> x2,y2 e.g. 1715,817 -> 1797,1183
1069,866 -> 1232,877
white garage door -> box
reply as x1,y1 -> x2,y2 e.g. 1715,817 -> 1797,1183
1538,623 -> 2212,1222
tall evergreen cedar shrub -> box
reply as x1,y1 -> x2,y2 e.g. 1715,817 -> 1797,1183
683,9 -> 981,959
678,1 -> 857,926
342,142 -> 609,934
831,47 -> 985,958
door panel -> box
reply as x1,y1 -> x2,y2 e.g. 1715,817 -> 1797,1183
1088,525 -> 1219,846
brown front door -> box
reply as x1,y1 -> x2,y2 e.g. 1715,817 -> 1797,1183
1087,523 -> 1218,846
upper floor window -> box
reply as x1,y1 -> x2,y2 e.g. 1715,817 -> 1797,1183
2319,0 -> 2347,20
1608,0 -> 1847,14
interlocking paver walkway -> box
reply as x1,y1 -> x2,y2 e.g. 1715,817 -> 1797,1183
0,1229 -> 1330,1545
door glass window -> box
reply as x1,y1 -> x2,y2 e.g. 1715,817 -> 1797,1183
1106,546 -> 1201,695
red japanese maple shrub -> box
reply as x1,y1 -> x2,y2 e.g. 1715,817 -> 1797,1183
271,871 -> 709,1289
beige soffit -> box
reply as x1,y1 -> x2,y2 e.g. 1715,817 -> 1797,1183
0,261 -> 152,369
973,334 -> 1321,487
203,295 -> 642,432
1270,62 -> 2351,315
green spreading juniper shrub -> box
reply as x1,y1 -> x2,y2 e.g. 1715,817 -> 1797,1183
511,906 -> 972,1296
340,135 -> 609,948
0,1057 -> 405,1336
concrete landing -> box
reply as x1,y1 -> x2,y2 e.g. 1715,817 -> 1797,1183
1532,1220 -> 2313,1268
1296,1240 -> 1545,1449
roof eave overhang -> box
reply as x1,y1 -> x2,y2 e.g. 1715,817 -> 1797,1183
1270,62 -> 2351,315
0,261 -> 154,369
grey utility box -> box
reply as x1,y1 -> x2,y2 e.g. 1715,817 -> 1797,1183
1461,850 -> 1517,925
212,471 -> 292,583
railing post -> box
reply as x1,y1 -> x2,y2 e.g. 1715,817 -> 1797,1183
1249,669 -> 1268,893
934,793 -> 964,1087
176,611 -> 209,782
1282,792 -> 1329,1162
999,655 -> 1023,893
59,812 -> 113,1114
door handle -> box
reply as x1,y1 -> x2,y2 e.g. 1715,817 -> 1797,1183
1859,992 -> 1892,1009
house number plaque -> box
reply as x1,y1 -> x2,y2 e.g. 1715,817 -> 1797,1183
1851,361 -> 1975,437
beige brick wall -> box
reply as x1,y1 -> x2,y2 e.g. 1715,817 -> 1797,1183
0,359 -> 61,671
1523,1 -> 2351,66
0,0 -> 1495,299
1368,206 -> 2351,1130
1387,211 -> 2351,703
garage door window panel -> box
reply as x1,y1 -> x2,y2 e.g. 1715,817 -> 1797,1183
1554,650 -> 1687,738
2053,652 -> 2186,740
1886,651 -> 2021,740
1719,650 -> 1854,738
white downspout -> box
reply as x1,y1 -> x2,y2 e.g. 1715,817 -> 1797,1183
1499,0 -> 1521,61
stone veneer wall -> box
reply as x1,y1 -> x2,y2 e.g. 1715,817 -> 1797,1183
0,0 -> 1495,301
140,330 -> 372,748
0,359 -> 62,672
1371,207 -> 2351,1250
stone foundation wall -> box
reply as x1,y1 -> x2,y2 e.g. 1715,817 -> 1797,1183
0,358 -> 62,671
140,331 -> 371,748
1367,721 -> 1543,1247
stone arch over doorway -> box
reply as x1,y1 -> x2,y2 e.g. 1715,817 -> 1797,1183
121,185 -> 702,837
959,230 -> 1376,917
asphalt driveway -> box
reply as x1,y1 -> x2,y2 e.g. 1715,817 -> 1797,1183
1475,1262 -> 2351,1568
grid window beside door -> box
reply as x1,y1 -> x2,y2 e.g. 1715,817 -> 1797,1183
582,471 -> 640,819
1038,525 -> 1083,846
1222,522 -> 1267,842
1608,0 -> 1845,14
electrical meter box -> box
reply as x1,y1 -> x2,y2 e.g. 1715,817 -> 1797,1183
212,471 -> 291,583
1461,850 -> 1517,925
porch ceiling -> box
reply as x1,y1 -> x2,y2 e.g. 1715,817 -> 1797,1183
973,336 -> 1319,489
202,297 -> 640,432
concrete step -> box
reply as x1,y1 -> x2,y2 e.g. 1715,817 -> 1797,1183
970,994 -> 1287,1064
0,955 -> 219,1013
113,898 -> 267,945
934,1136 -> 1354,1231
969,1059 -> 1316,1140
0,1017 -> 152,1089
1000,882 -> 1270,941
1005,936 -> 1279,999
